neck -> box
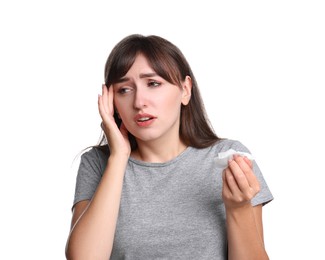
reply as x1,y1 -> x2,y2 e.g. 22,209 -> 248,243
131,138 -> 187,163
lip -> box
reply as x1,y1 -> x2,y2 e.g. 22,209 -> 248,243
134,113 -> 157,127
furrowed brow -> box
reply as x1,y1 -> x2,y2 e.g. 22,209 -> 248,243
116,73 -> 158,83
115,77 -> 130,83
139,73 -> 158,78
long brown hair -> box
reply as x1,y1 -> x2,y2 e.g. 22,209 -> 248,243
97,34 -> 221,153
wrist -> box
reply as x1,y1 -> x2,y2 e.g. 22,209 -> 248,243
225,203 -> 254,218
108,152 -> 129,164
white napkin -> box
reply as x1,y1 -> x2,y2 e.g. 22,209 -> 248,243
215,149 -> 254,169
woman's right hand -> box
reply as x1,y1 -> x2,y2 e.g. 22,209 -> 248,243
98,84 -> 131,157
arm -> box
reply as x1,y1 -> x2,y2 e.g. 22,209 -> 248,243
66,154 -> 128,259
65,85 -> 131,260
222,155 -> 269,260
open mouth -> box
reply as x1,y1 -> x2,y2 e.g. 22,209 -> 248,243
137,117 -> 152,122
134,114 -> 156,126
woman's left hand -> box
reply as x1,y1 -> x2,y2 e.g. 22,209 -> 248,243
222,155 -> 260,210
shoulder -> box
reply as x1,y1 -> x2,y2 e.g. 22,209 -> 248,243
209,138 -> 252,154
185,139 -> 251,163
78,146 -> 109,174
81,145 -> 109,161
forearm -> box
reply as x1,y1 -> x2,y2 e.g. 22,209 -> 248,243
226,204 -> 269,260
66,154 -> 128,260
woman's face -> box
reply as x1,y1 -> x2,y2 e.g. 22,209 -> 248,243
112,54 -> 191,145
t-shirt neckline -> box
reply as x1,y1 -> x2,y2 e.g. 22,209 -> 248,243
128,146 -> 194,167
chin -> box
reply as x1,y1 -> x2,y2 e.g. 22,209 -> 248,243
131,131 -> 162,143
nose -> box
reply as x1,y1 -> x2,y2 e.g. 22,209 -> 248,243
133,88 -> 147,109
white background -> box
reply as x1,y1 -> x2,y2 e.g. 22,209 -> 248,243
1,0 -> 324,259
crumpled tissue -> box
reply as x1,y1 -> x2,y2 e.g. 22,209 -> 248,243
215,149 -> 254,170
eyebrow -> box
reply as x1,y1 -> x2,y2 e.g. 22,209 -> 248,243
116,73 -> 159,83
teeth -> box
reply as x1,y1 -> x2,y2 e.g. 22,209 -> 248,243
138,117 -> 151,122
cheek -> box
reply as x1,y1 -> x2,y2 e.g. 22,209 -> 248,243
156,97 -> 182,122
114,97 -> 131,115
161,92 -> 183,110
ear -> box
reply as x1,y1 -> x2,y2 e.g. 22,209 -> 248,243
181,76 -> 192,106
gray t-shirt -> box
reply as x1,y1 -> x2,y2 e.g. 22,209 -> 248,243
73,139 -> 273,259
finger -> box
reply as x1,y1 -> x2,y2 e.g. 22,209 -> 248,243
243,156 -> 253,169
234,156 -> 259,191
224,167 -> 242,195
102,84 -> 111,115
98,94 -> 107,122
222,170 -> 233,196
228,158 -> 250,192
234,155 -> 252,174
107,85 -> 114,116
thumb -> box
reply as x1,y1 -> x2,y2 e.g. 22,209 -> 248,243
119,122 -> 129,139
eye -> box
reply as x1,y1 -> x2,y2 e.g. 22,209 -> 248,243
117,87 -> 132,94
148,81 -> 161,88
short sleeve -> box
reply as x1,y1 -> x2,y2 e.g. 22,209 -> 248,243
73,148 -> 108,208
230,140 -> 274,207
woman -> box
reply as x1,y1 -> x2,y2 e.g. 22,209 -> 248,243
66,34 -> 273,259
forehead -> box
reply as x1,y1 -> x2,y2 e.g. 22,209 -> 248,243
114,55 -> 159,84
124,54 -> 155,75
131,54 -> 152,68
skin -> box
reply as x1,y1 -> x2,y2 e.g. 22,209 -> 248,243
112,54 -> 192,162
223,155 -> 269,259
65,54 -> 269,259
